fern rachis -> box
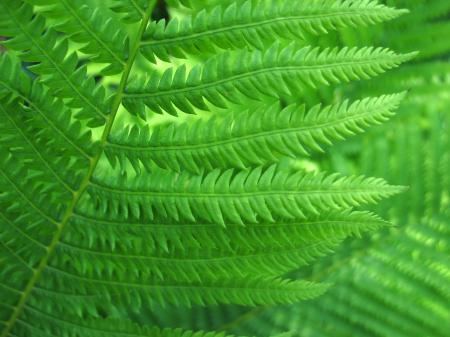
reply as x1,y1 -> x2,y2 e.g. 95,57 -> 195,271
0,1 -> 415,336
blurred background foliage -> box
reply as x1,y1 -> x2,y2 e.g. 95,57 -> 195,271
121,1 -> 449,336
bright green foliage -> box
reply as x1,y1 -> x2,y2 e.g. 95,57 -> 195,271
25,0 -> 129,75
0,0 -> 414,336
88,166 -> 403,225
159,1 -> 449,336
124,45 -> 414,116
142,0 -> 406,61
0,0 -> 112,127
230,215 -> 450,337
108,94 -> 404,173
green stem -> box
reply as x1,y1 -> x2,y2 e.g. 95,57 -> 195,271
0,4 -> 155,337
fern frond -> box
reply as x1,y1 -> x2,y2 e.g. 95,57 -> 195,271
0,1 -> 110,126
0,3 -> 154,335
133,2 -> 447,336
32,271 -> 328,309
25,0 -> 128,75
255,216 -> 450,337
68,209 -> 387,253
86,165 -> 405,225
124,44 -> 415,116
51,211 -> 388,298
108,93 -> 404,174
51,232 -> 337,290
0,1 -> 414,335
0,53 -> 98,323
142,0 -> 406,62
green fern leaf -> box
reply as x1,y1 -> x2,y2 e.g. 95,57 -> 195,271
124,44 -> 415,117
0,1 -> 414,336
108,93 -> 404,173
88,164 -> 405,225
142,0 -> 407,62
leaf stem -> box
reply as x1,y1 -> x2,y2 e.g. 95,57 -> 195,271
0,4 -> 156,336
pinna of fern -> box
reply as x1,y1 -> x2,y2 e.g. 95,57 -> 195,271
0,0 -> 414,336
140,0 -> 407,62
107,93 -> 404,174
191,2 -> 449,336
226,213 -> 450,337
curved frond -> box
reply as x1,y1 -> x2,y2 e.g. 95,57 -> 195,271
108,93 -> 404,174
32,271 -> 329,309
0,1 -> 415,336
142,0 -> 407,62
124,44 -> 415,116
234,216 -> 450,337
86,165 -> 405,225
67,209 -> 388,253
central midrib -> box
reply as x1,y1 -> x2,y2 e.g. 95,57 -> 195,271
89,181 -> 397,198
0,6 -> 155,337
